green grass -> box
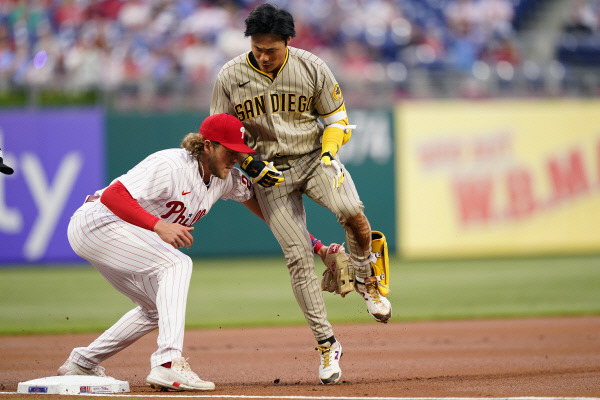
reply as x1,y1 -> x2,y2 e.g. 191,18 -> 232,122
0,255 -> 599,335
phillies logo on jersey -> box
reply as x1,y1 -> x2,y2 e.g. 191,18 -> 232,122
161,201 -> 206,226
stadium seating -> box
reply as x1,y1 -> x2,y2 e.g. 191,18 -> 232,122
0,0 -> 597,109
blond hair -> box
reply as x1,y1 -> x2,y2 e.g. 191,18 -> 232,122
181,133 -> 205,161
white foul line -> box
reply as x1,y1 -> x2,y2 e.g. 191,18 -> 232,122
2,394 -> 599,400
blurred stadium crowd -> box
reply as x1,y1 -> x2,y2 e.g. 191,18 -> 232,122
1,0 -> 599,110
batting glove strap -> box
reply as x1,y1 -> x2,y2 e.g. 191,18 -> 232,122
327,123 -> 356,132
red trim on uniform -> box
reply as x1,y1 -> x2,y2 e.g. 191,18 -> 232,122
100,181 -> 160,231
309,233 -> 324,254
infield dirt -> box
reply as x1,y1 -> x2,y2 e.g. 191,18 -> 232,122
1,316 -> 599,398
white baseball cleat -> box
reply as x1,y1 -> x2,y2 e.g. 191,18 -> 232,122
356,276 -> 392,323
57,359 -> 107,377
317,341 -> 342,384
146,357 -> 215,391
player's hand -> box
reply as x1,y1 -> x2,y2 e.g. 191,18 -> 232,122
154,220 -> 194,249
320,152 -> 344,189
241,155 -> 284,187
317,244 -> 329,265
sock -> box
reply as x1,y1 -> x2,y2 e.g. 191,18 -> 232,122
317,336 -> 336,348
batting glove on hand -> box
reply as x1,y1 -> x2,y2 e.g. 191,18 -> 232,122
320,152 -> 344,189
241,155 -> 284,187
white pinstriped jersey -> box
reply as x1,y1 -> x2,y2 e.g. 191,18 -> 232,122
94,149 -> 253,226
211,46 -> 346,160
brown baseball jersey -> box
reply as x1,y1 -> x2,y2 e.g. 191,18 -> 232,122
210,47 -> 370,342
211,46 -> 347,160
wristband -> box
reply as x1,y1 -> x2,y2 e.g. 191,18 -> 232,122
309,233 -> 324,254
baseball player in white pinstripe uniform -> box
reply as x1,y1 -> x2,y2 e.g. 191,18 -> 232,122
211,3 -> 392,385
56,113 -> 266,391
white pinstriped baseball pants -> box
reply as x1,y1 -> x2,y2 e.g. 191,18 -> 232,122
66,200 -> 192,369
254,149 -> 368,342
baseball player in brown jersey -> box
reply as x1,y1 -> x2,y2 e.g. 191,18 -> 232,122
210,3 -> 392,385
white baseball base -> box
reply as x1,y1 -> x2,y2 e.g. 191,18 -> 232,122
17,375 -> 130,395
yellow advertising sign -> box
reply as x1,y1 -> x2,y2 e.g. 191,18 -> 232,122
397,100 -> 600,258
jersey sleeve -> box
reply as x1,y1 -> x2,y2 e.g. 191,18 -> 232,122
210,70 -> 236,115
220,168 -> 254,202
313,62 -> 346,118
117,154 -> 174,203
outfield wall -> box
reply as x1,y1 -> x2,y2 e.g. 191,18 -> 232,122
1,101 -> 598,264
0,109 -> 105,264
398,100 -> 600,258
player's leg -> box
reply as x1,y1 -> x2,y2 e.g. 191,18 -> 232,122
66,203 -> 193,368
255,162 -> 342,384
66,263 -> 165,367
304,156 -> 371,273
305,156 -> 391,323
67,305 -> 159,369
255,183 -> 334,340
151,252 -> 193,367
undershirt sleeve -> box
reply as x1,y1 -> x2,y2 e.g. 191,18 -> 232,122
100,180 -> 160,231
309,233 -> 324,254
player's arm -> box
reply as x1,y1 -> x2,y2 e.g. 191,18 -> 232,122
241,196 -> 265,221
310,233 -> 328,262
321,103 -> 354,153
314,60 -> 355,189
320,104 -> 355,189
100,181 -> 194,249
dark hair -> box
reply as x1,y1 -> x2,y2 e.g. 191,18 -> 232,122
244,3 -> 296,40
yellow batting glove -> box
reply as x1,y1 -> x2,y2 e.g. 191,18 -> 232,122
241,156 -> 284,187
